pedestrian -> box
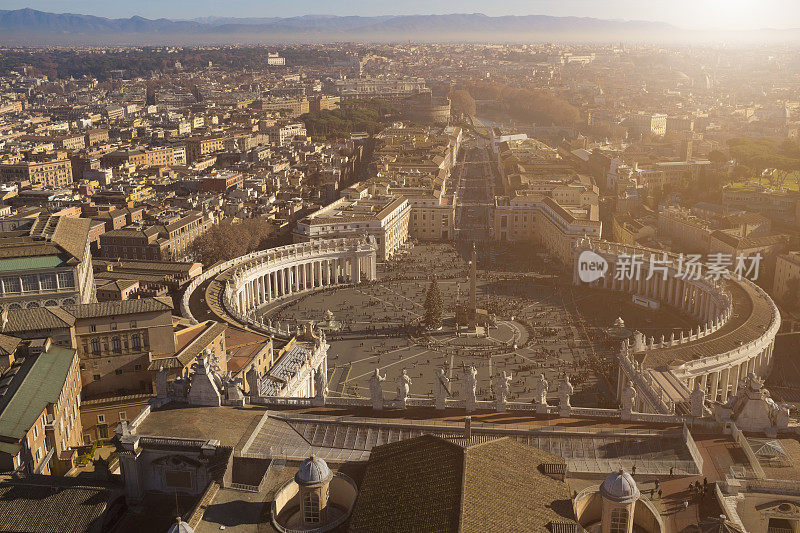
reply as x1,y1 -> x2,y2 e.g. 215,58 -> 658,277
669,466 -> 674,477
657,489 -> 662,500
654,480 -> 660,492
683,500 -> 689,511
631,465 -> 636,475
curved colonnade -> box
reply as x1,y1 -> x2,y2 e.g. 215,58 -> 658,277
181,237 -> 378,333
223,238 -> 378,334
573,238 -> 780,414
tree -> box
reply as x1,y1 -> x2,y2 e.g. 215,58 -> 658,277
188,218 -> 275,266
423,278 -> 444,330
449,89 -> 476,117
708,150 -> 728,166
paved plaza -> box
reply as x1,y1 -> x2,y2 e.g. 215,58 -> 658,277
259,242 -> 696,407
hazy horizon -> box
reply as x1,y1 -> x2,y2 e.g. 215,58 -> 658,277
1,0 -> 799,32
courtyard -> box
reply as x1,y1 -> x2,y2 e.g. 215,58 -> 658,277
258,242 -> 697,408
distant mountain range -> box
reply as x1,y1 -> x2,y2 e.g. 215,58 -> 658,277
0,8 -> 797,45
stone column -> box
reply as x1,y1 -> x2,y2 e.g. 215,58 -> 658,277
709,371 -> 719,402
729,364 -> 740,396
351,255 -> 360,284
719,367 -> 730,403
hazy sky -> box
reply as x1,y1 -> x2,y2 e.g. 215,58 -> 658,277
1,0 -> 798,31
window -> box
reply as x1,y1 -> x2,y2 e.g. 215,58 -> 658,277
57,272 -> 74,289
134,364 -> 142,371
111,337 -> 121,353
610,508 -> 628,533
115,369 -> 123,375
118,412 -> 126,421
91,339 -> 100,355
302,492 -> 320,524
110,323 -> 117,331
40,274 -> 56,290
92,374 -> 100,381
3,277 -> 21,294
130,320 -> 137,328
21,275 -> 38,292
97,415 -> 105,424
90,324 -> 96,333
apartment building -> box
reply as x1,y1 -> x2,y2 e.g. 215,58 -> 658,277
0,215 -> 96,309
627,112 -> 667,137
101,146 -> 175,169
56,133 -> 86,151
185,136 -> 228,164
258,98 -> 310,117
0,158 -> 73,188
333,77 -> 429,100
265,123 -> 307,146
774,252 -> 800,306
493,195 -> 602,264
199,171 -> 243,193
722,185 -> 800,225
658,205 -> 775,254
402,191 -> 456,241
0,337 -> 82,476
99,211 -> 213,261
294,195 -> 411,260
84,128 -> 109,146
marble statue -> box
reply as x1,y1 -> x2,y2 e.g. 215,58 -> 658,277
690,381 -> 706,418
463,364 -> 478,412
434,368 -> 450,410
369,368 -> 386,411
558,375 -> 574,414
312,366 -> 327,406
631,331 -> 646,352
493,371 -> 513,410
396,368 -> 412,406
714,372 -> 791,436
222,372 -> 245,405
621,380 -> 637,416
534,373 -> 549,406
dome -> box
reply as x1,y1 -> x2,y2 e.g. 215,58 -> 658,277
295,454 -> 332,485
167,517 -> 194,533
600,469 -> 640,503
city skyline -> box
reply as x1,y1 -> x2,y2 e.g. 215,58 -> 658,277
0,0 -> 797,31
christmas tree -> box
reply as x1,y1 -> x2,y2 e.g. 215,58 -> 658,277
423,277 -> 443,330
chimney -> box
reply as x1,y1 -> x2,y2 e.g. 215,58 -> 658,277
464,416 -> 472,440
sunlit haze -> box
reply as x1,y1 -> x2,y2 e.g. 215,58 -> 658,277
0,0 -> 798,30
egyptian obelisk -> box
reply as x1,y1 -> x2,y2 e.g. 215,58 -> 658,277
468,243 -> 477,327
